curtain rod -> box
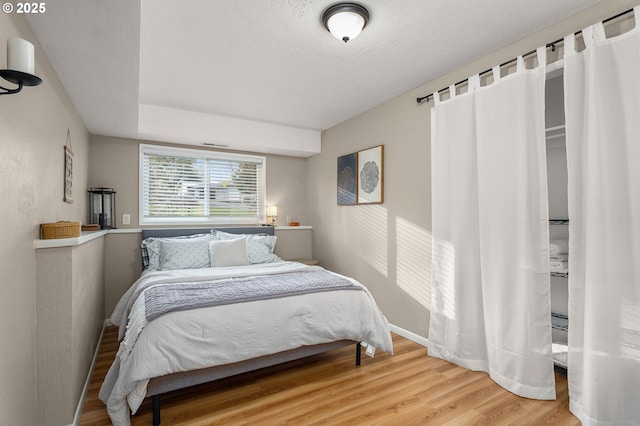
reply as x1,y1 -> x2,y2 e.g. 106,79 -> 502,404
416,7 -> 634,104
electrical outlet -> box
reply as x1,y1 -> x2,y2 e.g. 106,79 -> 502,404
365,344 -> 376,357
122,214 -> 130,225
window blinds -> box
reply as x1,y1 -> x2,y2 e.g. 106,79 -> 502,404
140,144 -> 265,224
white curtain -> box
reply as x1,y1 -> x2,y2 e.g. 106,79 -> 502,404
564,11 -> 640,424
430,47 -> 556,399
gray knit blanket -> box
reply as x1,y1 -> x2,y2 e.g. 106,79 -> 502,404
144,269 -> 363,322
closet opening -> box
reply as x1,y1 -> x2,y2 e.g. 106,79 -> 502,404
545,65 -> 568,373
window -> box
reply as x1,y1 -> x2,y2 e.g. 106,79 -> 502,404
140,144 -> 266,225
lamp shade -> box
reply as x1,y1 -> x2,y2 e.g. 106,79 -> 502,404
0,37 -> 42,95
322,3 -> 370,43
267,205 -> 278,217
327,11 -> 365,42
7,38 -> 35,74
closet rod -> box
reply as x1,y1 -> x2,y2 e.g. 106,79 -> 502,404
416,8 -> 634,104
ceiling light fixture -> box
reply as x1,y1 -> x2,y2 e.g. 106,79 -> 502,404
0,38 -> 42,96
322,2 -> 370,43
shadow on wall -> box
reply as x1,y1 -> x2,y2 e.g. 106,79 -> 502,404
396,216 -> 432,309
337,204 -> 432,310
341,204 -> 388,277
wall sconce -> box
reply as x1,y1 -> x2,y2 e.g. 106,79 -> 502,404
322,2 -> 370,43
0,38 -> 42,95
267,205 -> 278,225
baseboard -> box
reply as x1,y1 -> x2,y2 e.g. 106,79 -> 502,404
68,320 -> 107,426
389,323 -> 429,347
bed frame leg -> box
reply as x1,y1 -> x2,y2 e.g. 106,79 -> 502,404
356,342 -> 361,366
152,394 -> 161,426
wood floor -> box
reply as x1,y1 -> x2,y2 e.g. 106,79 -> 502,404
81,327 -> 579,425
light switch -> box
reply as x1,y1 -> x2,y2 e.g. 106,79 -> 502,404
122,214 -> 131,225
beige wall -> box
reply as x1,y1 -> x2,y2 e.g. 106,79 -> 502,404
274,228 -> 313,260
308,0 -> 640,337
36,238 -> 104,425
310,92 -> 432,336
104,232 -> 143,317
0,11 -> 101,426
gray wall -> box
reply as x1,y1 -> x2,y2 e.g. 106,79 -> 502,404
0,11 -> 103,426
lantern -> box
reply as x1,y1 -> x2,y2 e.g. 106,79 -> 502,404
88,188 -> 116,229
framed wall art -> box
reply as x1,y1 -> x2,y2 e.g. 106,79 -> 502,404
357,145 -> 384,204
64,129 -> 73,203
337,152 -> 357,205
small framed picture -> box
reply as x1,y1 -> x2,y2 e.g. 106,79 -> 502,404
357,145 -> 384,204
64,145 -> 74,203
337,152 -> 358,205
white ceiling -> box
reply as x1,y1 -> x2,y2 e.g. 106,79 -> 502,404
27,0 -> 600,156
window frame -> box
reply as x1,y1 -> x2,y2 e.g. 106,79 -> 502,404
139,144 -> 266,226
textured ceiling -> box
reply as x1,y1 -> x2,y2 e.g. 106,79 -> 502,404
27,0 -> 601,156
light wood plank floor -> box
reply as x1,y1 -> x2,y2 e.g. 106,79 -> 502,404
81,327 -> 578,425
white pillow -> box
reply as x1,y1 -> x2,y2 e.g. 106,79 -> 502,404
209,238 -> 250,267
159,237 -> 213,270
214,230 -> 280,264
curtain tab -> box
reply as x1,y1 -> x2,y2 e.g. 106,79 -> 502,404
492,66 -> 500,84
516,55 -> 524,72
536,46 -> 547,69
582,26 -> 594,48
593,22 -> 606,42
564,33 -> 576,56
448,85 -> 456,99
433,91 -> 440,105
469,74 -> 480,91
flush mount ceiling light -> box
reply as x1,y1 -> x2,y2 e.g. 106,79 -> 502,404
322,2 -> 370,43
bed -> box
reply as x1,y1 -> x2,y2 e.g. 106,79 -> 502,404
99,227 -> 393,426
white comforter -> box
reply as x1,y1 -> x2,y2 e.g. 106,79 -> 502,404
99,261 -> 393,426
